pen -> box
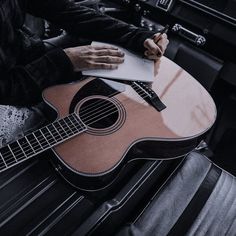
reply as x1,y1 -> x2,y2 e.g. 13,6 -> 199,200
153,24 -> 169,42
151,24 -> 169,57
144,24 -> 169,59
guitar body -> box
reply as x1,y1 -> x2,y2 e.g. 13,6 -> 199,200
43,57 -> 216,191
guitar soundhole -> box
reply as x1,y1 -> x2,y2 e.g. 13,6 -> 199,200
76,96 -> 126,135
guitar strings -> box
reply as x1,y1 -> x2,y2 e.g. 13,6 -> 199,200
0,87 -> 152,166
80,102 -> 118,122
78,91 -> 119,114
0,114 -> 81,166
10,83 -> 149,153
0,92 -> 149,167
81,102 -> 123,127
1,105 -> 127,167
78,84 -> 148,116
78,96 -> 118,118
1,87 -> 152,166
80,80 -> 152,115
0,105 -> 123,167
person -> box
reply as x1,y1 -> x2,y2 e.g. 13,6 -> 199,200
0,0 -> 169,147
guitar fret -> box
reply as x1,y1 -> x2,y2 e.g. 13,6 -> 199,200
0,146 -> 17,166
26,134 -> 43,153
0,152 -> 7,169
9,142 -> 26,161
71,114 -> 81,125
34,130 -> 50,149
49,123 -> 63,140
17,140 -> 27,159
65,116 -> 79,133
65,117 -> 78,134
59,119 -> 73,136
40,127 -> 57,145
72,114 -> 86,130
56,122 -> 69,138
46,126 -> 57,143
33,133 -> 43,150
8,145 -> 17,162
18,137 -> 35,157
39,129 -> 52,146
25,136 -> 35,154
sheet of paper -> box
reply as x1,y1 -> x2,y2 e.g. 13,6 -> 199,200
82,42 -> 155,82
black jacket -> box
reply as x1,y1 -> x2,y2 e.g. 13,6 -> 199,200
0,0 -> 153,106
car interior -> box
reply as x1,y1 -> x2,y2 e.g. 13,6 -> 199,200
0,0 -> 236,235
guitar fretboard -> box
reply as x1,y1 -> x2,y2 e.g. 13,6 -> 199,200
0,113 -> 87,172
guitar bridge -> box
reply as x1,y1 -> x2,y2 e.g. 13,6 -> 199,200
131,81 -> 166,112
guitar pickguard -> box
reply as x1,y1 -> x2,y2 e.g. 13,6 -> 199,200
69,78 -> 125,113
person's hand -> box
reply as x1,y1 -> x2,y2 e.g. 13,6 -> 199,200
64,45 -> 125,71
143,33 -> 169,60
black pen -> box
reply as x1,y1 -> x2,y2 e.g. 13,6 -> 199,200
144,24 -> 169,58
153,24 -> 169,41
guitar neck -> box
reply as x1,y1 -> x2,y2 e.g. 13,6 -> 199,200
0,113 -> 87,173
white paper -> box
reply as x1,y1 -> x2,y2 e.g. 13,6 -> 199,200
82,42 -> 155,82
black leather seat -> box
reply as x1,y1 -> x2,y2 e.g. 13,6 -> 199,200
116,151 -> 236,236
0,150 -> 236,235
173,44 -> 223,91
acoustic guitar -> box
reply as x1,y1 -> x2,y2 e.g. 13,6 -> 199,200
0,57 -> 216,191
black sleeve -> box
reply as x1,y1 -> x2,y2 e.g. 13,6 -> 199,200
19,0 -> 154,53
2,0 -> 153,106
0,49 -> 74,106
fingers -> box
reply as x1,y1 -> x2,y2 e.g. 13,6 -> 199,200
144,51 -> 160,60
94,49 -> 124,57
144,39 -> 163,57
93,55 -> 124,64
89,62 -> 119,70
90,45 -> 125,66
92,45 -> 119,51
157,37 -> 169,53
144,33 -> 169,60
64,44 -> 125,72
153,33 -> 167,44
153,33 -> 169,51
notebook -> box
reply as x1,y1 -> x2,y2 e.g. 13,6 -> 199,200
82,42 -> 155,82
